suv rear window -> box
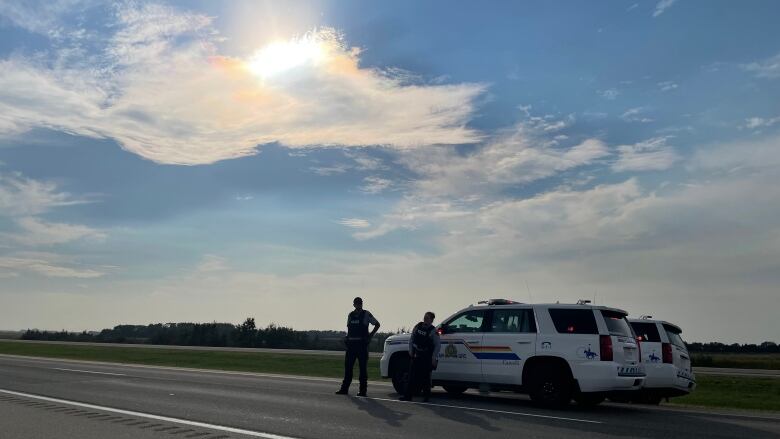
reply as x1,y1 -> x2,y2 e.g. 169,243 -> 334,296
630,322 -> 662,342
663,324 -> 687,348
601,310 -> 632,337
549,309 -> 598,334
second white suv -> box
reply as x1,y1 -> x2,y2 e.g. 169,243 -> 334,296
380,300 -> 645,407
628,317 -> 696,404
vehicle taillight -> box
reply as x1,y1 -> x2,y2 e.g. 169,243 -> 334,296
662,342 -> 673,364
600,335 -> 613,361
637,338 -> 642,361
436,328 -> 443,335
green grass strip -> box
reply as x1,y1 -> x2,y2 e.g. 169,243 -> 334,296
669,375 -> 780,412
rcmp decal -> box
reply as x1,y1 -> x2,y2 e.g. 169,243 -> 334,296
648,351 -> 661,363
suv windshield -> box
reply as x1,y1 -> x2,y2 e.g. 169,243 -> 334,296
601,310 -> 632,336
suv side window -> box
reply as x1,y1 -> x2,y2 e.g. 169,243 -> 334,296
549,309 -> 598,334
443,310 -> 487,333
630,322 -> 661,342
490,308 -> 536,333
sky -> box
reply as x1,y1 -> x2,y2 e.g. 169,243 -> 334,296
0,0 -> 778,343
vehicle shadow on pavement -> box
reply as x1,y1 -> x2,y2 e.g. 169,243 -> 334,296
349,396 -> 412,427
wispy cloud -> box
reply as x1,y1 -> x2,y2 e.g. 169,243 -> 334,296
4,217 -> 105,246
741,116 -> 780,131
742,52 -> 780,79
0,172 -> 91,216
599,88 -> 620,100
309,164 -> 350,176
621,107 -> 654,123
613,137 -> 680,172
337,218 -> 371,229
0,253 -> 106,278
0,4 -> 485,165
653,0 -> 677,17
658,81 -> 678,91
360,176 -> 393,194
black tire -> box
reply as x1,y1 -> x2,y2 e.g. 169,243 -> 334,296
574,393 -> 605,407
390,357 -> 410,395
442,385 -> 468,395
529,368 -> 572,408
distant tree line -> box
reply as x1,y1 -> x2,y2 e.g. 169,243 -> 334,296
21,318 -> 394,352
687,341 -> 779,354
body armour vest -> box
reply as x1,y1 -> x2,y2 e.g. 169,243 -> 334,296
412,323 -> 434,353
347,310 -> 369,341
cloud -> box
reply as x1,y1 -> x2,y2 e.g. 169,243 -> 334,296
196,254 -> 229,273
658,81 -> 678,91
599,88 -> 619,100
4,217 -> 106,246
613,137 -> 680,172
741,116 -> 780,131
653,0 -> 677,17
742,52 -> 780,79
0,253 -> 105,278
621,107 -> 654,123
0,4 -> 486,165
358,116 -> 610,238
359,176 -> 393,194
309,164 -> 350,176
337,218 -> 371,229
0,172 -> 91,216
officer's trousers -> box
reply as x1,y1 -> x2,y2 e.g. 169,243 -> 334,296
405,353 -> 433,398
341,340 -> 368,392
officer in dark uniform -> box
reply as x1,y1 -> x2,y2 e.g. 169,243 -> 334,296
336,297 -> 380,397
400,311 -> 440,402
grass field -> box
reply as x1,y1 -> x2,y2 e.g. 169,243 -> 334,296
0,341 -> 778,412
669,375 -> 780,412
691,353 -> 780,370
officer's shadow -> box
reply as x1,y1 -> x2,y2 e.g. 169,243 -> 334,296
417,392 -> 501,433
348,396 -> 412,427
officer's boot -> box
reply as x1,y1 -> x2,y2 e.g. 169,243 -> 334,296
357,382 -> 367,397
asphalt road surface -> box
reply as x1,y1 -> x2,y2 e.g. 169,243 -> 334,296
0,355 -> 778,439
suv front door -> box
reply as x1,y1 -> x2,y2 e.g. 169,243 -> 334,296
481,307 -> 537,385
435,309 -> 486,383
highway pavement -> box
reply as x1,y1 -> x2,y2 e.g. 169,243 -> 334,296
0,354 -> 778,439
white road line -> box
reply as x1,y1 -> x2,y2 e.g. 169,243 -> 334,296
367,397 -> 604,424
0,388 -> 300,439
52,368 -> 126,376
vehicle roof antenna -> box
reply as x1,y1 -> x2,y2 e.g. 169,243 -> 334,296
593,289 -> 598,305
525,280 -> 532,303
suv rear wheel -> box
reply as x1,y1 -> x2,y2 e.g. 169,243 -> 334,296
529,368 -> 572,407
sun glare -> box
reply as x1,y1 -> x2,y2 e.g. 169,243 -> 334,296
247,36 -> 327,79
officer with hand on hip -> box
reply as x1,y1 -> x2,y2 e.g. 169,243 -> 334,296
400,311 -> 440,402
336,297 -> 380,397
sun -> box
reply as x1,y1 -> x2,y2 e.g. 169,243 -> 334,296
247,35 -> 327,79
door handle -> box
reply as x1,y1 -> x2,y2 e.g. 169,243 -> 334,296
466,340 -> 480,344
516,341 -> 532,344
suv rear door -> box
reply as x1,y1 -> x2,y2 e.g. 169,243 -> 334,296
436,309 -> 487,383
481,307 -> 537,385
663,324 -> 693,379
599,310 -> 641,374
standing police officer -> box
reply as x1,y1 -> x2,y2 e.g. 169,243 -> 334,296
336,297 -> 380,397
400,311 -> 440,402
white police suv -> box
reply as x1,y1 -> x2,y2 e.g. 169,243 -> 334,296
380,299 -> 645,407
627,317 -> 696,404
